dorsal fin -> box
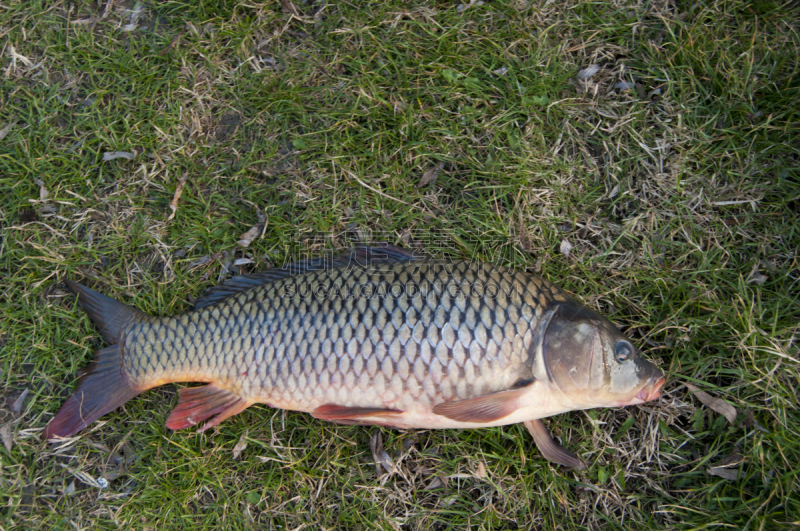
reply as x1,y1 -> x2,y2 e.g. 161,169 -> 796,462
194,244 -> 422,309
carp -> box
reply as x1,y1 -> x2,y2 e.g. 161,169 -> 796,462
45,246 -> 664,468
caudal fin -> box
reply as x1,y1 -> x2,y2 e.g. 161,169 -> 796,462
44,280 -> 145,440
45,345 -> 141,439
64,279 -> 143,343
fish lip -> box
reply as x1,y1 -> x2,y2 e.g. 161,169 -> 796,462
636,376 -> 666,402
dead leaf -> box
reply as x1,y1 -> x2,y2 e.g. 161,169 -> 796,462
101,468 -> 121,481
378,449 -> 394,474
743,410 -> 768,432
577,64 -> 600,81
369,431 -> 394,475
73,470 -> 109,490
369,431 -> 383,476
11,389 -> 28,416
560,240 -> 573,258
187,255 -> 212,269
232,430 -> 248,460
102,151 -> 136,161
0,120 -> 16,141
417,162 -> 445,188
238,223 -> 266,247
0,424 -> 12,452
279,0 -> 301,16
708,467 -> 739,480
425,476 -> 447,490
748,270 -> 768,286
475,461 -> 486,478
684,382 -> 737,424
34,180 -> 48,201
158,33 -> 184,56
707,453 -> 743,481
122,441 -> 138,467
714,452 -> 744,467
168,174 -> 188,221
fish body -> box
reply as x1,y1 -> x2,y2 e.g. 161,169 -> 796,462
46,247 -> 664,468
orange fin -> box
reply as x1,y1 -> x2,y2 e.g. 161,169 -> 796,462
45,345 -> 142,440
166,384 -> 252,433
311,404 -> 403,421
432,386 -> 531,423
523,419 -> 585,469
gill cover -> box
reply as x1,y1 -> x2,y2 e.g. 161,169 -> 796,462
542,304 -> 606,395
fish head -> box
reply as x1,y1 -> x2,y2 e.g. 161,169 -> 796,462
542,303 -> 665,409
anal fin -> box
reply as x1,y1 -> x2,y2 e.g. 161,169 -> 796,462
523,419 -> 585,469
432,385 -> 530,423
166,384 -> 252,433
312,404 -> 403,421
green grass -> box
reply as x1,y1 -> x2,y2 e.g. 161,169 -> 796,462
1,0 -> 798,528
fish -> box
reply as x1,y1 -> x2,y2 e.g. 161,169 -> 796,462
45,245 -> 664,468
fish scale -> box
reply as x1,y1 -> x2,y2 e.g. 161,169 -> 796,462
121,261 -> 550,413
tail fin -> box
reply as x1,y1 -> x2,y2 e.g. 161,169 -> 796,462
64,279 -> 143,343
44,280 -> 145,440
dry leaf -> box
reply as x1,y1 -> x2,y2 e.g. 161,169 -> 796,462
73,470 -> 109,489
0,424 -> 12,452
684,382 -> 737,424
0,120 -> 16,142
168,174 -> 188,221
708,467 -> 739,480
560,240 -> 573,258
748,270 -> 768,286
102,151 -> 136,161
378,449 -> 394,474
417,162 -> 445,188
11,389 -> 28,415
232,430 -> 248,460
187,255 -> 212,269
368,430 -> 394,474
425,476 -> 447,490
238,223 -> 266,247
708,452 -> 743,480
714,452 -> 744,467
369,431 -> 384,476
743,410 -> 768,432
122,441 -> 138,467
34,179 -> 48,201
475,461 -> 486,478
279,0 -> 301,16
577,64 -> 600,81
158,33 -> 183,56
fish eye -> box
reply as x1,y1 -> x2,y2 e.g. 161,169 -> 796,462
615,340 -> 632,362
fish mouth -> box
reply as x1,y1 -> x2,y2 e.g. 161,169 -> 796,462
636,376 -> 666,402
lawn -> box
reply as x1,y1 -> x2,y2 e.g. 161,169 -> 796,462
1,0 -> 798,529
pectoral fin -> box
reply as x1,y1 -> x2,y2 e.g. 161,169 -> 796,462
523,419 -> 585,469
166,384 -> 252,433
432,386 -> 530,423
